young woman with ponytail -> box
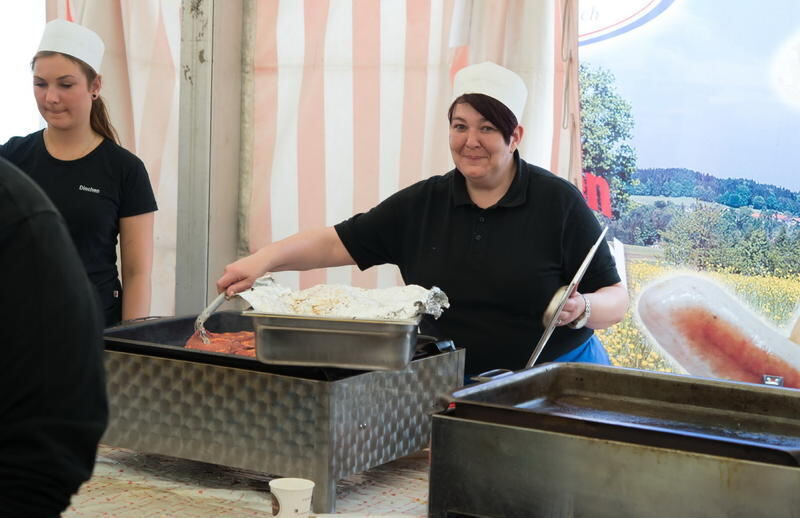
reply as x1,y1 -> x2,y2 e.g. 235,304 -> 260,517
0,20 -> 157,326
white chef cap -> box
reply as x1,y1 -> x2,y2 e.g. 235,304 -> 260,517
37,19 -> 105,73
452,61 -> 528,122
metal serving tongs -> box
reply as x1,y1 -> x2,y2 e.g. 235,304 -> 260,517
195,276 -> 277,344
525,226 -> 609,368
194,292 -> 229,344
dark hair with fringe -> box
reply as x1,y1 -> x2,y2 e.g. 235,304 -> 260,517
32,51 -> 120,144
447,93 -> 518,144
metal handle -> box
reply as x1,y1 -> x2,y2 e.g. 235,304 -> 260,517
762,374 -> 784,386
194,292 -> 228,343
471,368 -> 515,383
107,315 -> 166,329
527,226 -> 609,368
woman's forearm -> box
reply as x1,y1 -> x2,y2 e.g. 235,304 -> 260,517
119,212 -> 155,321
218,227 -> 355,295
584,283 -> 629,330
266,227 -> 354,272
121,272 -> 152,321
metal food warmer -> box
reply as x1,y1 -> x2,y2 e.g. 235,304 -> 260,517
429,363 -> 800,518
102,311 -> 464,513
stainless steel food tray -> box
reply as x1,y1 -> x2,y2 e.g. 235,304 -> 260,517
429,363 -> 800,517
245,312 -> 420,370
445,363 -> 800,464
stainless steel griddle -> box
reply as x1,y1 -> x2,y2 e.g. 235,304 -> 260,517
103,311 -> 464,514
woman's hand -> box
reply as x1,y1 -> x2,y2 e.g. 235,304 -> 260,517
216,227 -> 358,296
556,283 -> 629,329
216,249 -> 270,296
556,290 -> 587,327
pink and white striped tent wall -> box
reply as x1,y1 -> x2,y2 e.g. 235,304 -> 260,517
49,0 -> 579,311
245,0 -> 581,290
48,0 -> 180,315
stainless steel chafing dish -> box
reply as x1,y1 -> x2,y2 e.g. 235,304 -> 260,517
429,363 -> 800,517
246,312 -> 420,370
102,311 -> 464,514
235,276 -> 447,371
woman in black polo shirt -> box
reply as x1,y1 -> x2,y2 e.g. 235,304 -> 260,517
0,20 -> 157,327
217,62 -> 629,376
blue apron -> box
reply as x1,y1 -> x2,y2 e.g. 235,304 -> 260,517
464,335 -> 611,385
552,334 -> 611,364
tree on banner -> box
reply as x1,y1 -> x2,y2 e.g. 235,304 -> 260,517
579,63 -> 636,220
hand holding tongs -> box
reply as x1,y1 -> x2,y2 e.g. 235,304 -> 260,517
526,226 -> 609,368
194,292 -> 229,344
194,276 -> 274,343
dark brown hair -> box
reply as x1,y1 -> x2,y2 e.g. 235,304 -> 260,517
448,93 -> 518,144
32,51 -> 120,144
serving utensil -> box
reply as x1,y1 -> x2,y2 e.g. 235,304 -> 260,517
194,292 -> 228,344
526,226 -> 609,368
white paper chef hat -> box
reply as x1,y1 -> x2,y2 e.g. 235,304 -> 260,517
37,19 -> 105,73
452,61 -> 528,122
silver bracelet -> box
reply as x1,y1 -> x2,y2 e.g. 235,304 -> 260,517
568,293 -> 591,329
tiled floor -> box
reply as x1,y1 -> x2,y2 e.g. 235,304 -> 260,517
64,445 -> 430,517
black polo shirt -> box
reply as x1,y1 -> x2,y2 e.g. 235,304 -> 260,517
335,152 -> 620,374
1,130 -> 158,323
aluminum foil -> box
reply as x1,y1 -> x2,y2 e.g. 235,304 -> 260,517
237,275 -> 449,320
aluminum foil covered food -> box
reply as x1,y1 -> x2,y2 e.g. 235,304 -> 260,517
238,275 -> 450,320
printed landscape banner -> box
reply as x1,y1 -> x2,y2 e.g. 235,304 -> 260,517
578,0 -> 800,388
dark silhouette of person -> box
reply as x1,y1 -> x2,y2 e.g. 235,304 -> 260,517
0,156 -> 108,516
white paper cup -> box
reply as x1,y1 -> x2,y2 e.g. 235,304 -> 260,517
269,477 -> 315,517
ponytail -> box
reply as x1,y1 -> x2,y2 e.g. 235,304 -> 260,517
32,50 -> 120,144
90,96 -> 119,144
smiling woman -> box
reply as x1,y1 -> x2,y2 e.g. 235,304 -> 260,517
216,61 -> 629,377
448,98 -> 523,208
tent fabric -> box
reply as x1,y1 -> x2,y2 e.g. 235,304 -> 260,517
47,0 -> 180,316
48,0 -> 580,305
243,0 -> 581,290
